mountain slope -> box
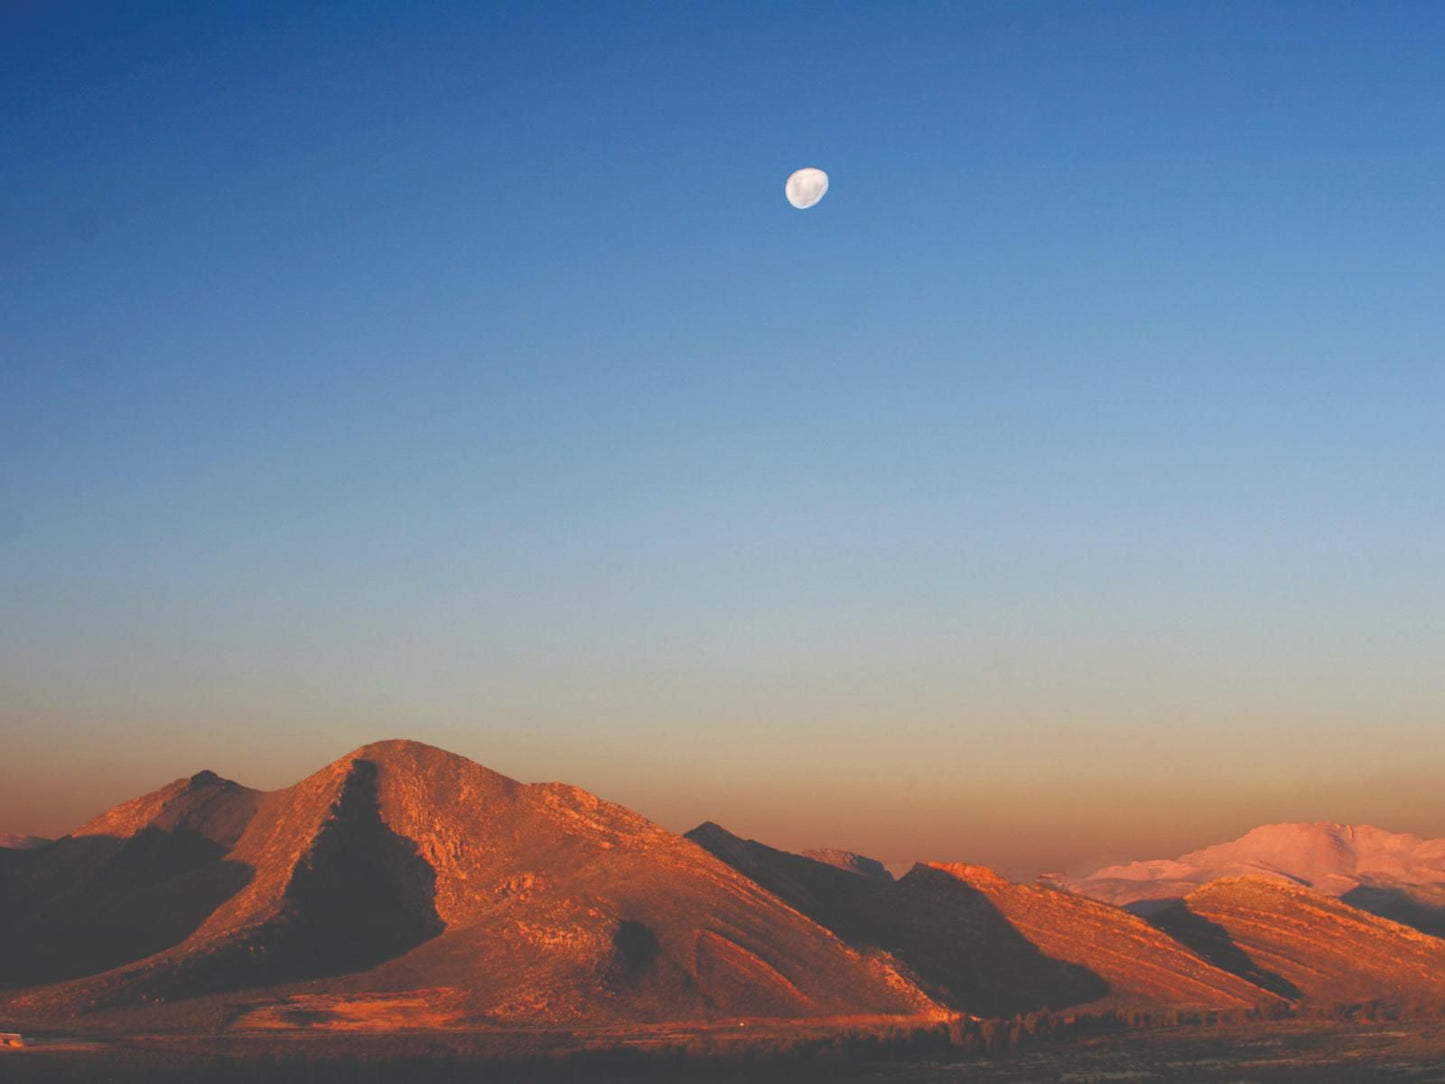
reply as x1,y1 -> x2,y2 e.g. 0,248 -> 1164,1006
929,863 -> 1278,1012
0,834 -> 51,851
0,770 -> 261,988
1,741 -> 939,1027
1155,877 -> 1445,1006
687,823 -> 1275,1016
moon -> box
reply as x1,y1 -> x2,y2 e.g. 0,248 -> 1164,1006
785,167 -> 829,209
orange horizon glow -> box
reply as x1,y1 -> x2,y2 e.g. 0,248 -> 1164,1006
5,733 -> 1441,881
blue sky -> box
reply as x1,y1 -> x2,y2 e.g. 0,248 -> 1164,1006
3,1 -> 1444,872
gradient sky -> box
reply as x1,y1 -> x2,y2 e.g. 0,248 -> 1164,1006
4,1 -> 1444,877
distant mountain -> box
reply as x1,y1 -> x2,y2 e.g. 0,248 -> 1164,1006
799,848 -> 894,882
1070,822 -> 1445,936
0,741 -> 937,1030
0,834 -> 51,850
1153,877 -> 1445,1005
687,823 -> 1275,1017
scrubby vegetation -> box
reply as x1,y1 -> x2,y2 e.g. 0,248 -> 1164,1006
6,1008 -> 1445,1084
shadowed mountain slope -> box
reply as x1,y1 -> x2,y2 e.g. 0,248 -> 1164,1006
1154,877 -> 1445,1006
0,835 -> 51,883
1072,823 -> 1445,937
688,821 -> 1099,1015
0,771 -> 261,988
1,741 -> 938,1027
0,834 -> 51,851
928,864 -> 1278,1012
872,863 -> 1112,1015
686,822 -> 884,943
687,823 -> 1273,1016
1341,881 -> 1445,938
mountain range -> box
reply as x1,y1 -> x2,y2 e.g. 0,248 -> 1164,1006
1,740 -> 1442,1035
1068,821 -> 1445,936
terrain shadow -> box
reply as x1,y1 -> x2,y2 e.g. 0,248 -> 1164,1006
1122,896 -> 1185,918
140,758 -> 444,1001
877,864 -> 1110,1015
0,759 -> 444,1006
687,824 -> 1108,1016
0,830 -> 254,989
1341,884 -> 1445,938
278,757 -> 445,976
1149,901 -> 1301,999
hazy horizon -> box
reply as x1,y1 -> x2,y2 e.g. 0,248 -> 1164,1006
5,2 -> 1444,881
5,733 -> 1445,880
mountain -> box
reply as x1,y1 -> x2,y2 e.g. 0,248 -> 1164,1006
0,741 -> 938,1029
687,823 -> 1276,1017
8,754 -> 1442,1035
0,834 -> 51,850
0,770 -> 261,989
1153,877 -> 1445,1006
1070,822 -> 1445,936
926,863 -> 1280,1012
799,849 -> 894,882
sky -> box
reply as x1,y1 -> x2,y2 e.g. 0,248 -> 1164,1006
3,1 -> 1444,877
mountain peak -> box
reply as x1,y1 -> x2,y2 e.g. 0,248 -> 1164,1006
73,768 -> 251,841
330,739 -> 524,791
344,738 -> 472,767
349,737 -> 446,758
686,821 -> 732,845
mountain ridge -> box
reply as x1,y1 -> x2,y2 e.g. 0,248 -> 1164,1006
686,823 -> 1280,1017
3,744 -> 1442,1035
1070,820 -> 1445,936
1,740 -> 940,1029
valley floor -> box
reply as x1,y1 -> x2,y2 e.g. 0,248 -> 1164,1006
2,1019 -> 1445,1083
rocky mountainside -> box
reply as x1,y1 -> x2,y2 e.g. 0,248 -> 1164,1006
926,863 -> 1279,1012
687,823 -> 1276,1017
4,750 -> 1442,1035
0,741 -> 936,1028
0,770 -> 261,989
1153,876 -> 1445,1005
1071,822 -> 1445,935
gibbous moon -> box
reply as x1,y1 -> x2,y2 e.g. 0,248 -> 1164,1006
785,167 -> 829,209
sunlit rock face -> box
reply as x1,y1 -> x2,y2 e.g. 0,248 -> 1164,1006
1160,876 -> 1445,1004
